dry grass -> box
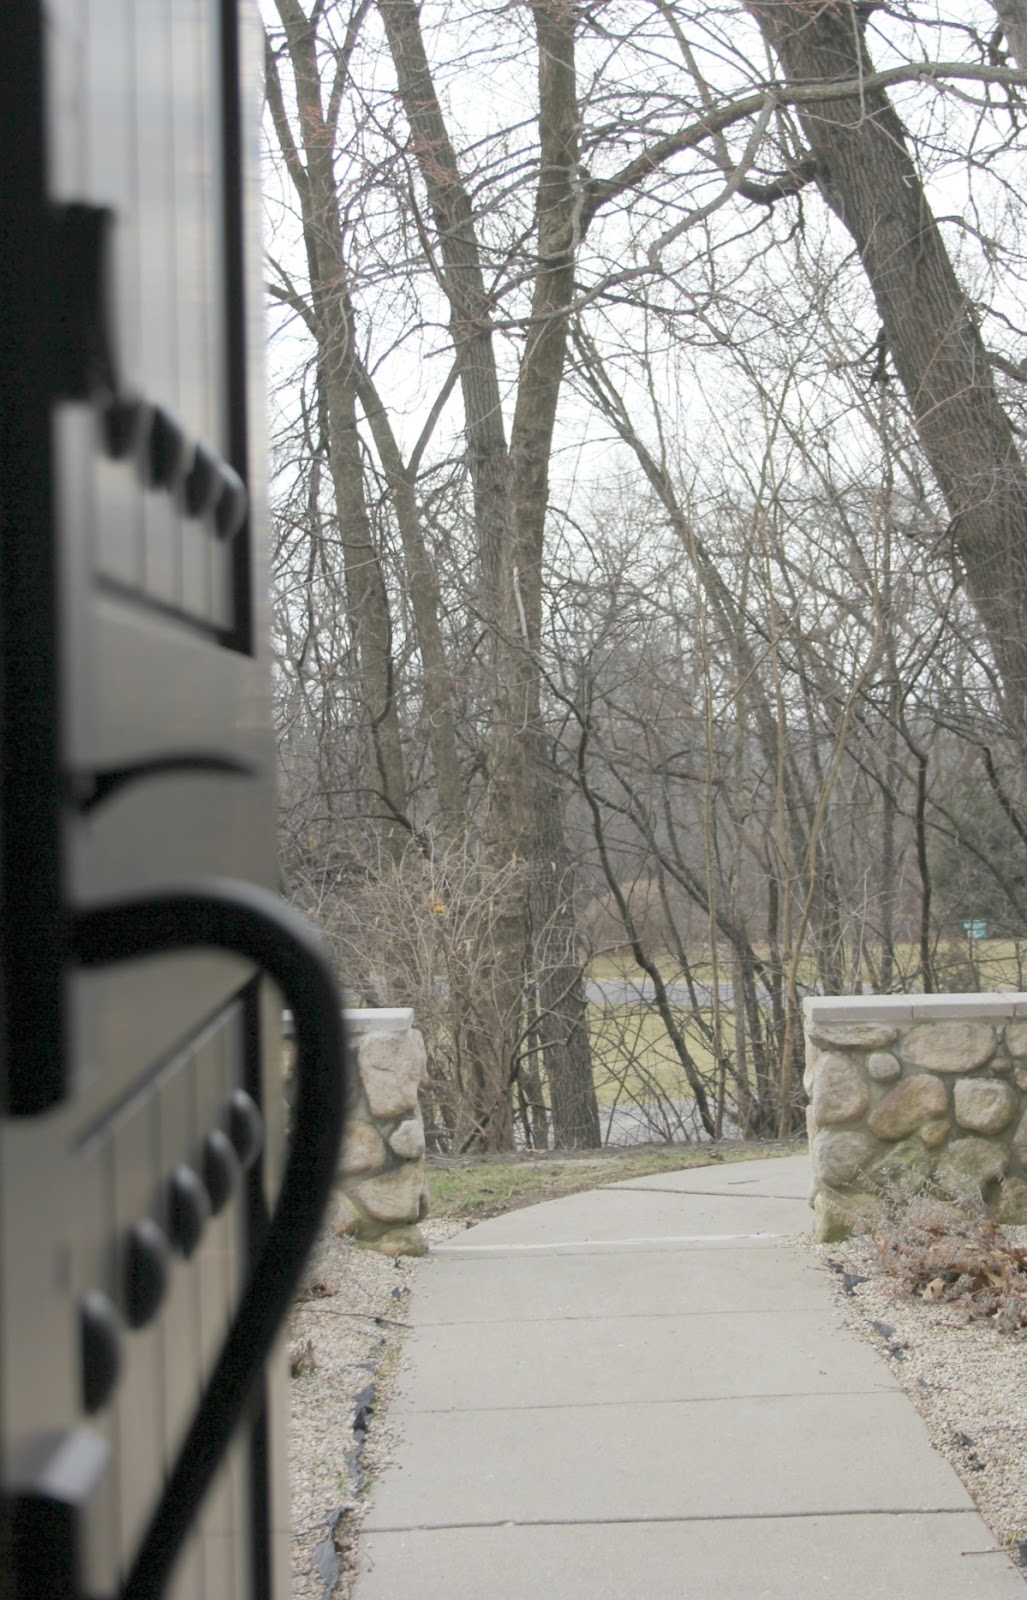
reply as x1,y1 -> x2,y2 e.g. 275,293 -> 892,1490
424,1140 -> 804,1221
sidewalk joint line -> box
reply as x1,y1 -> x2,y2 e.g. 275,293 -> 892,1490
613,1185 -> 807,1201
415,1307 -> 832,1326
405,1386 -> 900,1415
433,1232 -> 788,1253
365,1506 -> 978,1535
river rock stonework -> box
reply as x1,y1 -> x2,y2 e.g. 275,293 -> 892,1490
868,1073 -> 948,1141
330,1009 -> 429,1254
811,1053 -> 869,1125
902,1020 -> 996,1074
804,995 -> 1027,1242
953,1077 -> 1017,1135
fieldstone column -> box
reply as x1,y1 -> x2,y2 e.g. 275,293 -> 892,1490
804,995 -> 1027,1242
333,1009 -> 430,1255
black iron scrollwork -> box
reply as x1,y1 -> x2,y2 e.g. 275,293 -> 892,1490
69,754 -> 256,814
6,882 -> 350,1600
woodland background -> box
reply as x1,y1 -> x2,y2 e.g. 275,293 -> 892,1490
261,0 -> 1027,1151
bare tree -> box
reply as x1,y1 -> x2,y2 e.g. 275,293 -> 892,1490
264,0 -> 1027,1153
748,0 -> 1027,749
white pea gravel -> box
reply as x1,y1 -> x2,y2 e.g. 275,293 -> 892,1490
288,1217 -> 461,1599
820,1229 -> 1027,1576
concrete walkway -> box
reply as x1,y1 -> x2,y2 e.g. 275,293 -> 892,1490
354,1155 -> 1024,1598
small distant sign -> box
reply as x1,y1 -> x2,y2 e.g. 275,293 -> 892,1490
963,918 -> 988,941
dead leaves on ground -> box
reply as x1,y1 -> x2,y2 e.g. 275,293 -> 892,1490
874,1196 -> 1027,1330
289,1337 -> 318,1377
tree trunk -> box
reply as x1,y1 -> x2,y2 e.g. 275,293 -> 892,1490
530,757 -> 601,1148
750,0 -> 1027,751
379,0 -> 583,1147
376,0 -> 511,601
519,995 -> 551,1150
267,5 -> 409,858
991,0 -> 1027,70
354,364 -> 466,837
480,0 -> 583,1145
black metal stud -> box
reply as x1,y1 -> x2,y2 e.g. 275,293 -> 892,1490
184,440 -> 221,516
168,1164 -> 212,1259
214,463 -> 248,538
104,394 -> 152,461
149,406 -> 190,490
203,1128 -> 241,1214
80,1291 -> 123,1413
227,1089 -> 264,1170
124,1218 -> 171,1329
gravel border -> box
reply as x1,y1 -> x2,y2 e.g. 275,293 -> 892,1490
817,1229 -> 1027,1576
287,1217 -> 461,1599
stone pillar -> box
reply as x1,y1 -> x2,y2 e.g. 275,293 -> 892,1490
333,1009 -> 430,1255
804,994 -> 1027,1242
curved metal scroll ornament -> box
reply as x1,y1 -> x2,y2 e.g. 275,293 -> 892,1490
71,879 -> 351,1600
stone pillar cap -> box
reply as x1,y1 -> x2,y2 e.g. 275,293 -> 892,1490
804,993 -> 1027,1025
281,1007 -> 414,1037
343,1008 -> 414,1034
